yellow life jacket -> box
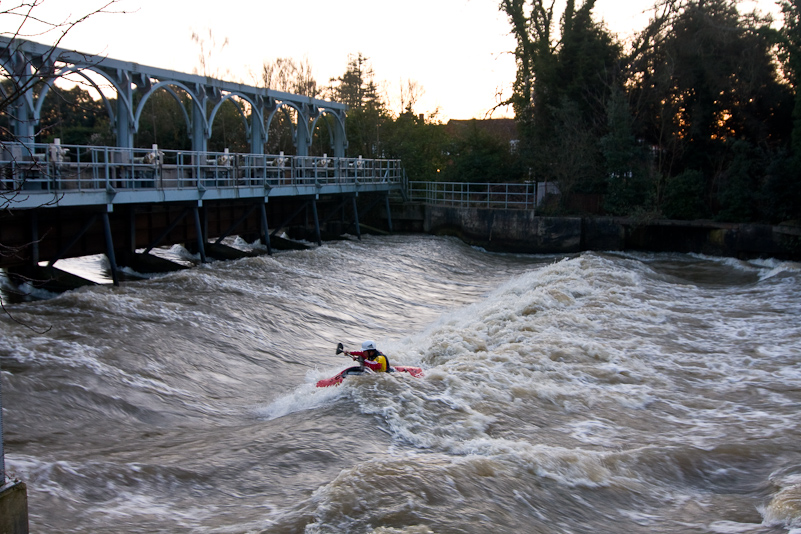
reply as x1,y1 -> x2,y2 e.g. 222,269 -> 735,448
365,351 -> 390,372
374,354 -> 389,373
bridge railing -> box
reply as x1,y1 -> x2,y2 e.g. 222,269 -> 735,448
0,142 -> 404,194
407,181 -> 559,210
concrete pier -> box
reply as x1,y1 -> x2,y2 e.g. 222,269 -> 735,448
0,480 -> 28,534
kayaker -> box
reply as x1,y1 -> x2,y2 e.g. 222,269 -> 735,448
346,340 -> 392,373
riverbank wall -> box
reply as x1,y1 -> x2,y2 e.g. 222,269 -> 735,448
379,202 -> 801,261
0,481 -> 28,534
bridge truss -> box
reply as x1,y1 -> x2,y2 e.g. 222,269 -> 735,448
0,36 -> 348,156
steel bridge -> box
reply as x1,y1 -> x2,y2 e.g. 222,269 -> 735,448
0,36 -> 347,155
0,140 -> 404,286
0,38 -> 404,289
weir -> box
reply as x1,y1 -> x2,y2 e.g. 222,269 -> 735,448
0,144 -> 404,290
0,39 -> 403,528
4,34 -> 797,531
0,36 -> 405,293
0,44 -> 406,287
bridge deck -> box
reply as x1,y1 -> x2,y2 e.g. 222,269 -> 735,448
2,143 -> 404,209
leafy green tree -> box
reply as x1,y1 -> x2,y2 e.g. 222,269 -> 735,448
600,89 -> 654,214
759,151 -> 801,222
500,0 -> 623,207
208,98 -> 249,153
661,169 -> 709,219
134,88 -> 192,150
628,0 -> 793,219
715,140 -> 763,221
264,106 -> 299,155
500,0 -> 558,166
441,120 -> 524,183
36,85 -> 111,145
380,110 -> 449,181
780,0 -> 801,163
260,57 -> 322,155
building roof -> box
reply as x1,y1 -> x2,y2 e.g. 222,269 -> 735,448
445,118 -> 518,142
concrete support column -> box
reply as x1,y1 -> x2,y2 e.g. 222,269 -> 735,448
385,194 -> 393,233
0,480 -> 29,534
10,58 -> 36,147
259,202 -> 272,254
352,196 -> 361,240
295,106 -> 310,157
192,102 -> 208,153
102,210 -> 119,286
193,206 -> 207,263
311,198 -> 321,246
191,85 -> 209,154
251,105 -> 264,155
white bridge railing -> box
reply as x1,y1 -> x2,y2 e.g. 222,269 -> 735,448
1,141 -> 403,195
407,181 -> 559,210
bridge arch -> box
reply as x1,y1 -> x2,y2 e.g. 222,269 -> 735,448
134,80 -> 205,136
265,101 -> 314,156
310,109 -> 347,157
34,66 -> 121,130
0,36 -> 348,156
208,92 -> 257,150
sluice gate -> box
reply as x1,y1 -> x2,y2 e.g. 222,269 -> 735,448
0,143 -> 404,290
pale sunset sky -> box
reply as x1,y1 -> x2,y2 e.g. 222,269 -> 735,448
7,0 -> 783,121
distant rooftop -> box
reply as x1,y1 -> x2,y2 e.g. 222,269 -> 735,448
445,118 -> 518,143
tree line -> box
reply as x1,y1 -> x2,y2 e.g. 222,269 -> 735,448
4,0 -> 799,224
501,0 -> 801,223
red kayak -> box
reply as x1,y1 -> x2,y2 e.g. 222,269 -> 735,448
316,365 -> 424,388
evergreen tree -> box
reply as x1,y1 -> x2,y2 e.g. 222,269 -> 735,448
600,89 -> 653,214
328,53 -> 388,158
441,120 -> 524,183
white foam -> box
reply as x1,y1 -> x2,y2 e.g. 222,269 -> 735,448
253,367 -> 353,421
310,253 -> 801,478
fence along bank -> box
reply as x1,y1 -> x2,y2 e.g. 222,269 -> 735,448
380,182 -> 801,261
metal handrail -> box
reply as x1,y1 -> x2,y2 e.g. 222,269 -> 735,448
0,142 -> 404,194
406,181 -> 559,210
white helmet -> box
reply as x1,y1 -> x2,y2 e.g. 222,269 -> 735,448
362,340 -> 377,351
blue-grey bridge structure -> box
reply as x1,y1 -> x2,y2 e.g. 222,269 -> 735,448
0,37 -> 405,289
1,36 -> 347,156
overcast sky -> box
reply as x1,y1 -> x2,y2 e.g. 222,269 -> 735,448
12,0 -> 782,121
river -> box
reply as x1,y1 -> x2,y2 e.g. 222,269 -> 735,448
1,234 -> 800,533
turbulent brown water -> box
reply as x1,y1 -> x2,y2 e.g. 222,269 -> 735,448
1,235 -> 800,533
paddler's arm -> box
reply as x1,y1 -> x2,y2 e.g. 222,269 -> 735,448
346,350 -> 366,371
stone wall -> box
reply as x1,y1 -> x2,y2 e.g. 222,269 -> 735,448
374,202 -> 801,260
0,481 -> 28,534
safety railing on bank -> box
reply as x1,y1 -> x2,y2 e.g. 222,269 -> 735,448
407,181 -> 559,210
0,141 -> 403,194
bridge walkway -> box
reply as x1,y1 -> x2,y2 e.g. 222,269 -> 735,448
0,142 -> 405,288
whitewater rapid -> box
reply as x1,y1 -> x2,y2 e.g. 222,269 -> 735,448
2,235 -> 800,533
